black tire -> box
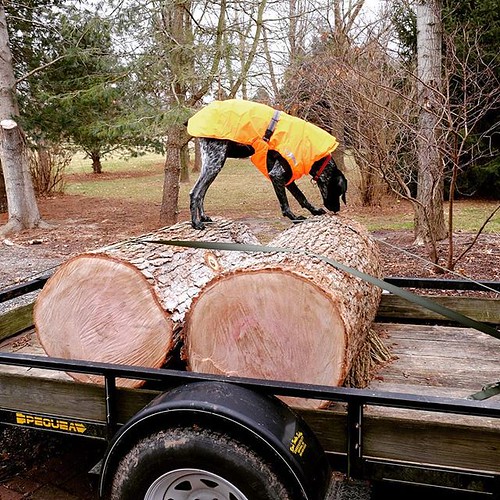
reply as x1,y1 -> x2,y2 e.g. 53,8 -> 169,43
108,426 -> 302,500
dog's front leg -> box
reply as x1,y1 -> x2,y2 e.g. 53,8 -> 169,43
190,172 -> 217,229
269,177 -> 305,222
286,182 -> 326,216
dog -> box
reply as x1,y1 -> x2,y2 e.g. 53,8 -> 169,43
187,99 -> 347,230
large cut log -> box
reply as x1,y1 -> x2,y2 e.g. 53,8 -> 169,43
34,219 -> 259,387
184,215 -> 382,408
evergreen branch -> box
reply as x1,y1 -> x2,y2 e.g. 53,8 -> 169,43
15,54 -> 67,85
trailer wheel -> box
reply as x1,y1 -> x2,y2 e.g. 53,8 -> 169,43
109,426 -> 302,500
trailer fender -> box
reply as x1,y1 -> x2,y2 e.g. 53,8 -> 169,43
99,381 -> 330,500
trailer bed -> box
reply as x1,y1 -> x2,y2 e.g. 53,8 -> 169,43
1,321 -> 499,405
1,278 -> 499,496
1,320 -> 499,476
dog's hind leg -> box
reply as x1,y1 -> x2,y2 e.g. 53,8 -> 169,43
189,138 -> 228,230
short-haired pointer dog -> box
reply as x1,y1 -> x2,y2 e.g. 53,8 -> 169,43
187,100 -> 347,230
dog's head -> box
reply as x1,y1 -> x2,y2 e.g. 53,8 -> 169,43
316,159 -> 347,213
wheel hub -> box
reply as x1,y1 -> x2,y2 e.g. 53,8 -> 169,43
145,468 -> 249,500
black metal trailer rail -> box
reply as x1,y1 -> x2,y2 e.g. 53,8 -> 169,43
0,274 -> 52,302
385,276 -> 500,292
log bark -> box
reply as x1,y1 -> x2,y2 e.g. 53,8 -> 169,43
184,215 -> 382,408
34,219 -> 259,387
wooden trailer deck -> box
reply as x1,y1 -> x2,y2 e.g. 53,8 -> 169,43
1,291 -> 499,488
1,320 -> 498,403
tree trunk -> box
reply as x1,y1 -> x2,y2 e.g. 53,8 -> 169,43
179,141 -> 190,183
184,215 -> 382,408
90,150 -> 102,174
192,138 -> 201,173
35,144 -> 51,194
0,7 -> 18,120
160,124 -> 186,225
0,163 -> 7,213
0,7 -> 43,235
34,219 -> 259,387
0,120 -> 43,235
330,114 -> 346,173
415,0 -> 447,245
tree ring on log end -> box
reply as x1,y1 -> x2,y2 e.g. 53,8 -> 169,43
184,269 -> 346,408
34,254 -> 173,387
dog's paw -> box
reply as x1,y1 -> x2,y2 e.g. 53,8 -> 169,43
310,207 -> 326,215
191,221 -> 206,230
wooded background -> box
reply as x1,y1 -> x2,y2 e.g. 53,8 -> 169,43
0,1 -> 499,261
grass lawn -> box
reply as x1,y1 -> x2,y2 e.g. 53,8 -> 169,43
65,153 -> 499,234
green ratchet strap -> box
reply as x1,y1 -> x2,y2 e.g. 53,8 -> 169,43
145,238 -> 500,399
144,239 -> 500,341
468,381 -> 500,401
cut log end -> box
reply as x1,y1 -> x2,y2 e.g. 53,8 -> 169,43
185,269 -> 347,408
34,255 -> 173,387
0,119 -> 17,130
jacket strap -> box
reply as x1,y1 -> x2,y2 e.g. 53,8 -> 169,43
263,110 -> 281,142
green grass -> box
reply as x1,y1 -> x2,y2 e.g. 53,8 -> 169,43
450,202 -> 500,233
356,217 -> 414,232
67,171 -> 164,200
64,153 -> 499,233
67,151 -> 165,175
66,155 -> 307,212
353,202 -> 499,233
66,152 -> 165,201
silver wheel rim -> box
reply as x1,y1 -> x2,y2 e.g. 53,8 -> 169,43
144,468 -> 250,500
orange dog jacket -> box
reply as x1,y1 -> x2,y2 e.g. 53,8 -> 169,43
187,99 -> 339,184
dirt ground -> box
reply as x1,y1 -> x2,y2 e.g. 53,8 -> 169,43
0,194 -> 499,499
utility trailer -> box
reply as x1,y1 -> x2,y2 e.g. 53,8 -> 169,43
0,275 -> 499,499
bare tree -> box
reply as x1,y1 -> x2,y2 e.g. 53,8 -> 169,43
321,1 -> 499,269
29,142 -> 71,196
440,24 -> 500,269
153,0 -> 271,225
156,0 -> 198,225
279,1 -> 394,203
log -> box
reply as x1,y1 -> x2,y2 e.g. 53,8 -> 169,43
184,215 -> 382,408
34,219 -> 260,387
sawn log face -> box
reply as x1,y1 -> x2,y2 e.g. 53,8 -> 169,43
34,219 -> 260,387
184,215 -> 382,408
